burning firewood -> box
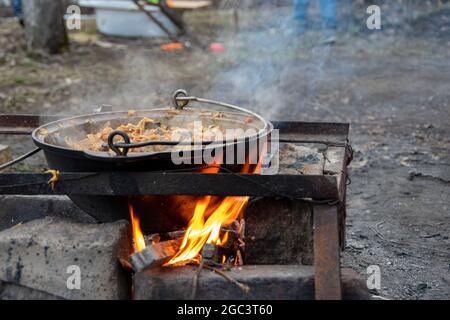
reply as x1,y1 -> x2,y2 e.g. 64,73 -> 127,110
118,257 -> 134,271
199,228 -> 242,265
201,243 -> 221,262
163,230 -> 186,240
129,238 -> 182,272
130,227 -> 242,271
144,233 -> 161,245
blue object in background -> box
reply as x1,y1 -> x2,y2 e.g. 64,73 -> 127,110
293,0 -> 337,29
12,0 -> 22,18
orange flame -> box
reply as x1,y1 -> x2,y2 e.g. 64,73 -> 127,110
166,194 -> 249,265
129,202 -> 146,252
166,161 -> 259,266
130,142 -> 268,266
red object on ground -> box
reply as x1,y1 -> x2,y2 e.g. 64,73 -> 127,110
209,43 -> 225,53
160,42 -> 184,51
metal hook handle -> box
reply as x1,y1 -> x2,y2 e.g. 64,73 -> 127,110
173,89 -> 190,110
172,89 -> 261,118
108,130 -> 131,156
104,90 -> 270,157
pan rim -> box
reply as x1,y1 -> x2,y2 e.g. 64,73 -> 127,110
32,107 -> 272,162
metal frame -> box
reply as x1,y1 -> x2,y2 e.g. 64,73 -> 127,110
0,116 -> 350,300
313,204 -> 342,299
0,172 -> 340,199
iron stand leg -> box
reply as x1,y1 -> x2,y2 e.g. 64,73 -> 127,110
313,204 -> 342,300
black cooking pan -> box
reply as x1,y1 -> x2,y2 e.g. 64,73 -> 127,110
31,90 -> 273,232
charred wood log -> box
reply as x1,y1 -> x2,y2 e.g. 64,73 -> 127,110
201,243 -> 221,263
129,238 -> 182,272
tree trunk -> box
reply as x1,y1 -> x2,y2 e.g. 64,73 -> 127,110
22,0 -> 68,54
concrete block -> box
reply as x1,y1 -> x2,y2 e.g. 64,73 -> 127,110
0,195 -> 96,232
245,198 -> 314,265
133,265 -> 369,300
0,217 -> 131,300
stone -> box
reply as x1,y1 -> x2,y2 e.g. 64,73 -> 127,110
0,217 -> 131,300
133,265 -> 369,300
0,195 -> 96,232
245,198 -> 314,265
0,281 -> 62,300
278,143 -> 324,175
341,269 -> 371,300
244,143 -> 336,266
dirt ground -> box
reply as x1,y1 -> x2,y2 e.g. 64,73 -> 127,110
0,2 -> 449,299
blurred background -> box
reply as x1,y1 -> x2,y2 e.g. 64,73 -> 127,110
0,0 -> 449,300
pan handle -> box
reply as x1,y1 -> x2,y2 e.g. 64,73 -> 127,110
104,90 -> 270,157
172,89 -> 262,119
106,130 -> 245,157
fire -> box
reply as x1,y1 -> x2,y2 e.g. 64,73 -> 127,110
167,162 -> 257,266
129,202 -> 146,252
129,143 -> 267,266
167,194 -> 249,265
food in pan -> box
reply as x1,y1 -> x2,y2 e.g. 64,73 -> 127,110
64,117 -> 224,153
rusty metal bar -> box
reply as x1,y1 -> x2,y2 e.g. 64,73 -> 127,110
0,172 -> 339,199
273,121 -> 349,145
0,116 -> 349,139
313,204 -> 342,300
0,114 -> 61,135
132,0 -> 179,42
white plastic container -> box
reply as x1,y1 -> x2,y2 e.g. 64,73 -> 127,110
78,0 -> 179,38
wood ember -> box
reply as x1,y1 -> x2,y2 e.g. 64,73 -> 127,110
162,230 -> 186,241
132,223 -> 244,269
129,238 -> 182,272
221,229 -> 239,250
201,228 -> 242,264
144,233 -> 160,245
201,243 -> 221,262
